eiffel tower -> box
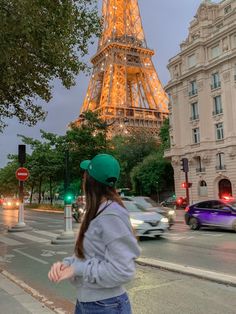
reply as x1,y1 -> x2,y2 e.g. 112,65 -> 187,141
73,0 -> 169,136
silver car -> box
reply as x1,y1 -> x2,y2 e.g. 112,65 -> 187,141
123,200 -> 169,238
123,196 -> 176,227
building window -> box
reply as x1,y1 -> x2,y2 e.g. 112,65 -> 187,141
211,45 -> 220,59
224,5 -> 232,14
189,80 -> 198,96
193,128 -> 200,144
190,102 -> 199,120
234,64 -> 236,81
213,95 -> 223,115
216,123 -> 224,140
199,180 -> 208,197
188,54 -> 196,68
211,72 -> 221,89
196,156 -> 205,173
216,152 -> 226,170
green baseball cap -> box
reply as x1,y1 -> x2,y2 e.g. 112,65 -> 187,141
80,154 -> 120,187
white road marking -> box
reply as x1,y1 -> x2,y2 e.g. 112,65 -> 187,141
13,249 -> 48,264
201,233 -> 224,237
33,230 -> 60,238
12,232 -> 49,243
0,254 -> 15,263
0,236 -> 23,246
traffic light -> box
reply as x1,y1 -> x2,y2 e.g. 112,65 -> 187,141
64,192 -> 74,205
180,158 -> 189,172
18,145 -> 26,165
181,182 -> 192,188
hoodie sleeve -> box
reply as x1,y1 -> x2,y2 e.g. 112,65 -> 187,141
71,214 -> 141,288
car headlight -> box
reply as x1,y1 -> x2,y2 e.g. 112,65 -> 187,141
168,210 -> 175,216
130,218 -> 144,227
16,202 -> 19,206
161,217 -> 169,223
7,202 -> 12,206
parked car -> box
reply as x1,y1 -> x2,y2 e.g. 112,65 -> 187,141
185,199 -> 236,231
122,200 -> 169,238
125,196 -> 176,227
2,198 -> 20,209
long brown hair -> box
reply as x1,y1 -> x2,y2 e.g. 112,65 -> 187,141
74,172 -> 124,259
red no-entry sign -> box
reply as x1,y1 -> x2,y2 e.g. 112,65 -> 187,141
16,167 -> 30,181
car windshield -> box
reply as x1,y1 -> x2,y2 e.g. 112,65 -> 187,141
123,201 -> 146,212
134,197 -> 157,208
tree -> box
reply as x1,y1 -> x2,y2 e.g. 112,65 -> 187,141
131,153 -> 174,196
159,118 -> 170,151
111,133 -> 158,188
0,0 -> 100,131
130,118 -> 174,197
0,158 -> 19,196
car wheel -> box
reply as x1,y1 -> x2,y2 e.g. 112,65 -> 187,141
232,220 -> 236,232
189,217 -> 200,230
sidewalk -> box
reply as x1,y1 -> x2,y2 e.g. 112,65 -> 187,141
174,208 -> 185,223
0,271 -> 56,314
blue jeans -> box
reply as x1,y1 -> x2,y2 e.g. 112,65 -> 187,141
74,292 -> 132,314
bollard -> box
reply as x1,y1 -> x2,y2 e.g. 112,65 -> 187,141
51,204 -> 75,244
8,203 -> 32,232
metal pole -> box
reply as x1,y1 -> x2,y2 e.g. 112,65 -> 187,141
185,172 -> 190,205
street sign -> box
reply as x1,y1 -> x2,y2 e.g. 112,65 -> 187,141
16,167 -> 30,181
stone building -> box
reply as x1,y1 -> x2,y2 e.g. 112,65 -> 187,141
165,0 -> 236,203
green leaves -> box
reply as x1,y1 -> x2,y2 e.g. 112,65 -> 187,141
0,0 -> 100,131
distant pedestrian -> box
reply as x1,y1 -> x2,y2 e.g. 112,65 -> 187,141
48,154 -> 140,313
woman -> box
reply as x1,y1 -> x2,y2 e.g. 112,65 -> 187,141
48,154 -> 140,314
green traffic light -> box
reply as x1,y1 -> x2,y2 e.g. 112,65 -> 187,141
64,193 -> 74,204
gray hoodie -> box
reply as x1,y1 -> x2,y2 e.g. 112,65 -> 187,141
63,201 -> 141,302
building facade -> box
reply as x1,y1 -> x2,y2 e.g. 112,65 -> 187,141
165,0 -> 236,203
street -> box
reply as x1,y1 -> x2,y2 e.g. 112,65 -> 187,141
0,208 -> 236,314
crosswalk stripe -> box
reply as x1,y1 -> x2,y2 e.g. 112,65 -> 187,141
13,249 -> 48,265
0,236 -> 23,246
33,230 -> 60,238
12,232 -> 49,243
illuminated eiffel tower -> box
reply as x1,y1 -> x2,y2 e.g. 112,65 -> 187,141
73,0 -> 169,136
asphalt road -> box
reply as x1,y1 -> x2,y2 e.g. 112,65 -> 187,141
0,208 -> 236,313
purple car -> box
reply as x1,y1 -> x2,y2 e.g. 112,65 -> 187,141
185,200 -> 236,231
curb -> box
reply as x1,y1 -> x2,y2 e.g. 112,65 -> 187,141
136,257 -> 236,287
0,269 -> 60,314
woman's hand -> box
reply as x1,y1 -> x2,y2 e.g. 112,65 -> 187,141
48,261 -> 74,283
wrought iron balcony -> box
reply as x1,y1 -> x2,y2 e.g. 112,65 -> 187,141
190,114 -> 199,121
196,167 -> 206,173
211,81 -> 221,90
212,108 -> 223,116
215,165 -> 226,171
189,89 -> 198,97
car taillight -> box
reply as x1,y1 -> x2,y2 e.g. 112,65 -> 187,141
185,206 -> 190,212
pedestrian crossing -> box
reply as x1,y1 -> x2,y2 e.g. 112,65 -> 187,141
0,229 -> 78,247
0,227 -> 225,247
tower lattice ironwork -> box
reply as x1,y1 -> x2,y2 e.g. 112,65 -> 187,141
73,0 -> 169,136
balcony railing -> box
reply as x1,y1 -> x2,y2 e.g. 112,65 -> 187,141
196,167 -> 206,173
189,89 -> 198,97
212,108 -> 223,115
215,165 -> 226,171
190,114 -> 199,121
211,81 -> 221,90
